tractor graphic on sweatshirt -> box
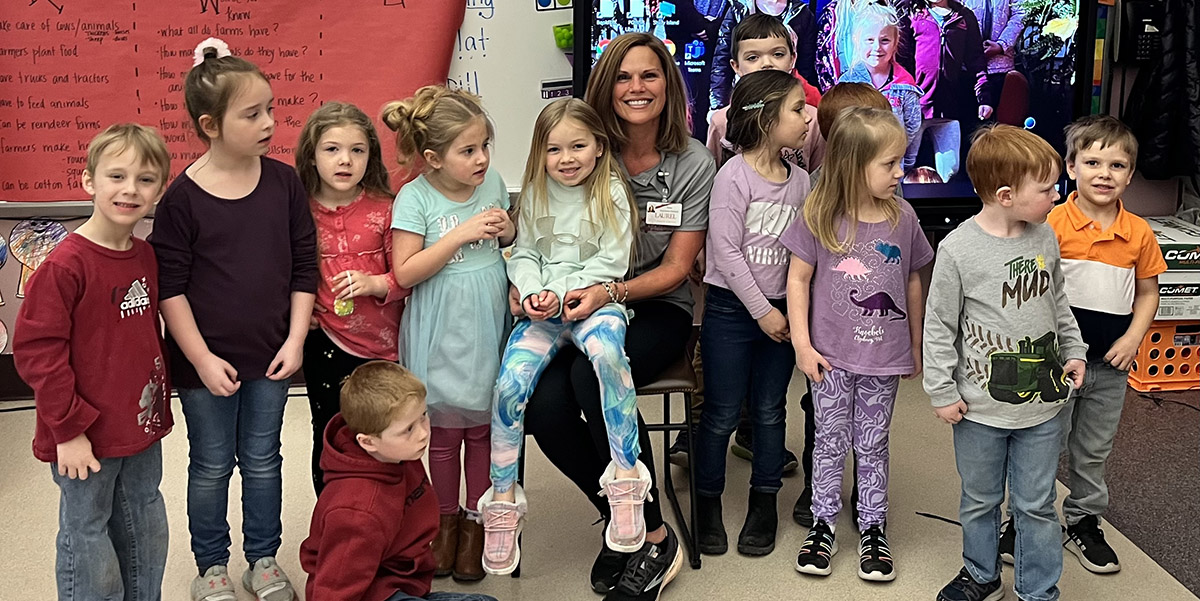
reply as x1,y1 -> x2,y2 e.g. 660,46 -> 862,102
986,332 -> 1072,404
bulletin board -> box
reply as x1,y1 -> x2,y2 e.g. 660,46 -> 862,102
0,0 -> 466,202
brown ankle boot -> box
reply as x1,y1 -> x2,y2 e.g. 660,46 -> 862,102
452,511 -> 486,582
433,510 -> 460,577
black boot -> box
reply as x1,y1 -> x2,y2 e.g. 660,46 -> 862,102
696,494 -> 727,555
792,486 -> 814,527
738,489 -> 778,556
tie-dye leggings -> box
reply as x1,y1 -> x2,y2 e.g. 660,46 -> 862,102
809,367 -> 899,530
490,304 -> 639,493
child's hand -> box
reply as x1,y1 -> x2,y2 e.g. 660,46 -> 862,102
756,308 -> 790,343
522,290 -> 560,321
903,348 -> 923,380
494,208 -> 516,241
689,249 -> 706,286
310,303 -> 326,330
266,338 -> 304,381
934,400 -> 968,424
794,344 -> 831,383
1064,358 -> 1086,389
452,210 -> 505,245
1105,335 -> 1140,371
332,270 -> 388,300
56,433 -> 101,480
197,353 -> 241,397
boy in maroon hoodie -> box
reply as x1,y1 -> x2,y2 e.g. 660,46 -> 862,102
300,361 -> 497,601
14,123 -> 173,601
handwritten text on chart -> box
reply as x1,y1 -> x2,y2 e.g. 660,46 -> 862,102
0,1 -> 464,200
465,0 -> 495,19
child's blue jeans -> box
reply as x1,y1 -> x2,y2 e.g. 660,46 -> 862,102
953,416 -> 1063,601
51,441 -> 168,601
179,377 -> 290,571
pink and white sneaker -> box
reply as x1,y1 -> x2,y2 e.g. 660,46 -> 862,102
599,460 -> 653,552
477,485 -> 527,575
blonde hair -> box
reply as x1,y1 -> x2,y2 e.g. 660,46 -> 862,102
804,107 -> 906,254
184,40 -> 269,144
966,124 -> 1062,204
726,69 -> 803,154
518,99 -> 638,251
848,1 -> 900,72
85,123 -> 171,187
1064,114 -> 1138,172
380,86 -> 494,176
816,82 -> 890,139
584,33 -> 691,155
339,361 -> 426,436
295,102 -> 392,199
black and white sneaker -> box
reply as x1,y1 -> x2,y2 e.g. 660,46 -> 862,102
603,524 -> 683,601
1065,515 -> 1120,574
998,517 -> 1015,565
591,540 -> 633,593
936,567 -> 1004,601
795,520 -> 837,576
858,524 -> 895,582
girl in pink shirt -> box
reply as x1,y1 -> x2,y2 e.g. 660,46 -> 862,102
296,102 -> 410,495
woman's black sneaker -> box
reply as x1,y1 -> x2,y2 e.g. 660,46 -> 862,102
794,520 -> 837,576
1066,515 -> 1121,573
591,534 -> 632,593
604,524 -> 683,601
857,524 -> 895,581
936,567 -> 1003,601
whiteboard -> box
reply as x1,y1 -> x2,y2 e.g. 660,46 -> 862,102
450,1 -> 575,189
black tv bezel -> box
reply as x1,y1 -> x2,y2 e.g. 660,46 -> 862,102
571,0 -> 1097,225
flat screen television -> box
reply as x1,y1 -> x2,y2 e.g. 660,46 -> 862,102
573,0 -> 1091,209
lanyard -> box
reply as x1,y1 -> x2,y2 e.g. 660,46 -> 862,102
656,170 -> 671,205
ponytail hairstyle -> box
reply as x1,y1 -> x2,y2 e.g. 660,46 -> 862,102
380,86 -> 494,176
725,69 -> 803,154
517,98 -> 638,256
184,38 -> 269,144
295,102 -> 392,199
803,106 -> 906,254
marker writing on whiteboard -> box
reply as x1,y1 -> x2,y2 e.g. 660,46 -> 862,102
466,0 -> 495,19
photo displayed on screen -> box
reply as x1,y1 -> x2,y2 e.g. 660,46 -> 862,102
591,0 -> 1080,199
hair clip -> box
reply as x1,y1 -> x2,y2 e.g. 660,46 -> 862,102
193,37 -> 232,66
741,101 -> 766,111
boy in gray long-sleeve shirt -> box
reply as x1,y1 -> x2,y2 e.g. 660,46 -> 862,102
924,125 -> 1086,601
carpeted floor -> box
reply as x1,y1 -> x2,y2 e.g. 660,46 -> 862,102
1068,389 -> 1200,595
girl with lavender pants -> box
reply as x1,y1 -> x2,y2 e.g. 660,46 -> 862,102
809,371 -> 899,527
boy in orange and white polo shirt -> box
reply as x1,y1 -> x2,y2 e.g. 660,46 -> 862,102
1000,114 -> 1167,575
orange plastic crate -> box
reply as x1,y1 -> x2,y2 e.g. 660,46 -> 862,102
1128,321 -> 1200,392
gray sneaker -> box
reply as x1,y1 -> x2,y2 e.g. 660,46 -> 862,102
191,565 -> 237,601
242,557 -> 297,601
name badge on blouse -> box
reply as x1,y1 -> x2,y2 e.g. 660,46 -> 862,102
645,201 -> 682,227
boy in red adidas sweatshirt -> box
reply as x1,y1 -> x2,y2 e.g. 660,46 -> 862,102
300,361 -> 497,601
14,123 -> 173,601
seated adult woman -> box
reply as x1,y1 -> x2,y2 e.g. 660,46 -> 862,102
518,32 -> 715,601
